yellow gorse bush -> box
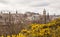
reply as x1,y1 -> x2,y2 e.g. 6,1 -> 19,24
1,18 -> 60,37
7,35 -> 10,37
1,35 -> 4,37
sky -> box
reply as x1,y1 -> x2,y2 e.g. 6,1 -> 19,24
0,0 -> 60,15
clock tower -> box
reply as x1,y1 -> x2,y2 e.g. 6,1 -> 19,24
43,9 -> 46,24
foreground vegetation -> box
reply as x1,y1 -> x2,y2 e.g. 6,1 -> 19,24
0,18 -> 60,37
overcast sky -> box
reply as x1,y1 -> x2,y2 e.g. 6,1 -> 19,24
0,0 -> 60,15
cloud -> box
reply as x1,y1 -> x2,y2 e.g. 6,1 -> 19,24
0,0 -> 60,15
0,0 -> 8,4
28,0 -> 50,7
30,2 -> 50,7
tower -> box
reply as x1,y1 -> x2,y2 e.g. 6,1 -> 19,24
16,10 -> 18,14
43,9 -> 46,15
47,13 -> 49,20
47,12 -> 50,22
43,9 -> 46,24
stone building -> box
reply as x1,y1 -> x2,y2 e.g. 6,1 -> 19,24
41,9 -> 50,24
0,9 -> 59,36
24,9 -> 50,24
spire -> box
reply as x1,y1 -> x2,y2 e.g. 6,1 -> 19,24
9,11 -> 11,14
43,8 -> 46,15
54,13 -> 56,17
16,10 -> 18,14
43,8 -> 46,24
47,12 -> 49,15
43,9 -> 46,12
47,12 -> 49,19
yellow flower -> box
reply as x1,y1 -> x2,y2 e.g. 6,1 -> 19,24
12,35 -> 16,37
7,35 -> 10,37
18,33 -> 26,37
1,35 -> 4,37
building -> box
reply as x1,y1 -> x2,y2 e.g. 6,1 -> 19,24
0,9 -> 59,35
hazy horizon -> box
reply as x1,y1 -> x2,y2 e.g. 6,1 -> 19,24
0,0 -> 60,15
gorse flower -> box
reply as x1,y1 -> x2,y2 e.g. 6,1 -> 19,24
1,18 -> 60,37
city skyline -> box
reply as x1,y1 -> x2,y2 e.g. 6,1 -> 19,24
0,0 -> 60,15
